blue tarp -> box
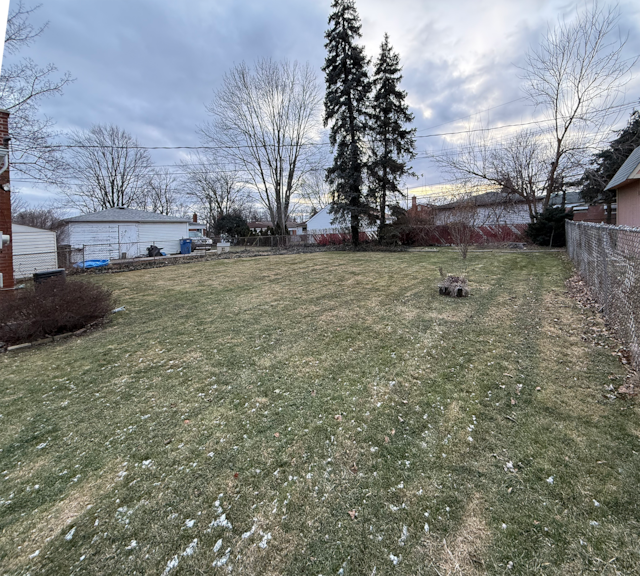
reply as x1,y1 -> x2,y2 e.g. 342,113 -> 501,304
74,259 -> 110,269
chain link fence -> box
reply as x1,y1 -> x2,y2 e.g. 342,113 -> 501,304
566,220 -> 640,368
12,237 -> 325,281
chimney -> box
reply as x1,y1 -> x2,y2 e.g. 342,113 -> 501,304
412,196 -> 417,209
0,109 -> 14,290
193,213 -> 197,223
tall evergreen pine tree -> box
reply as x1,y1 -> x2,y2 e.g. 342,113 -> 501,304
368,34 -> 416,240
579,109 -> 640,223
323,0 -> 372,247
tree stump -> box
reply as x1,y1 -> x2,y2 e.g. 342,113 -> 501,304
438,275 -> 469,298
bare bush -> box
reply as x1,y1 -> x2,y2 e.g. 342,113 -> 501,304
437,194 -> 479,260
0,278 -> 113,346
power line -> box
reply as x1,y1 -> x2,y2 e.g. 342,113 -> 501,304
416,97 -> 527,132
18,99 -> 635,153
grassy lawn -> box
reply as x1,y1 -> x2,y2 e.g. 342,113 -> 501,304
1,251 -> 639,575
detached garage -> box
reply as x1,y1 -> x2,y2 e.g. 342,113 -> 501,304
12,224 -> 58,279
59,207 -> 190,261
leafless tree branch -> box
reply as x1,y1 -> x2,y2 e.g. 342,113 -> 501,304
201,59 -> 322,232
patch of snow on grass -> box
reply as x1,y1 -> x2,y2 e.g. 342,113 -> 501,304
258,531 -> 272,549
212,548 -> 231,567
162,555 -> 179,575
183,539 -> 198,556
242,522 -> 256,539
399,525 -> 408,545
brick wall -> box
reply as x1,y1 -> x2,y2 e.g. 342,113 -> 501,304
0,109 -> 13,290
573,204 -> 616,225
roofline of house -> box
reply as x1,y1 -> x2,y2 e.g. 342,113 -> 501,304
64,218 -> 191,224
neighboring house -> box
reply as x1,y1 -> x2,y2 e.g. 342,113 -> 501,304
407,196 -> 435,224
247,220 -> 304,235
604,147 -> 640,227
11,224 -> 58,280
305,205 -> 377,234
290,221 -> 307,236
59,207 -> 191,260
549,191 -> 616,224
189,213 -> 207,236
435,191 -> 540,226
247,221 -> 271,234
305,206 -> 338,233
305,205 -> 378,244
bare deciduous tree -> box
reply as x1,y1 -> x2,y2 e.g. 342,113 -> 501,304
521,2 -> 634,207
64,125 -> 153,212
298,167 -> 331,217
144,167 -> 180,215
12,205 -> 65,231
181,153 -> 249,232
441,129 -> 547,220
437,193 -> 479,261
437,3 -> 635,218
202,59 -> 322,233
0,1 -> 73,183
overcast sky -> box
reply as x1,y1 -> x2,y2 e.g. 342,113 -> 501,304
4,0 -> 640,207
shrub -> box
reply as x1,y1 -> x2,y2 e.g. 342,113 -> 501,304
527,207 -> 573,247
0,278 -> 114,346
214,213 -> 250,237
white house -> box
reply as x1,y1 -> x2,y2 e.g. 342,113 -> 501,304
435,191 -> 541,226
59,207 -> 191,260
305,206 -> 342,233
305,205 -> 377,235
11,223 -> 58,279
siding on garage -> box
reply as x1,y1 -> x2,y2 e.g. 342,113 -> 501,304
62,222 -> 123,260
60,221 -> 190,260
137,222 -> 189,255
11,224 -> 58,279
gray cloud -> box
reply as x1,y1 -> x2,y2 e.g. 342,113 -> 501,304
5,0 -> 640,204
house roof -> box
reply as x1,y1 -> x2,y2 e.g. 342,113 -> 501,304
12,223 -> 56,234
247,220 -> 303,228
549,190 -> 584,207
438,190 -> 532,210
605,147 -> 640,190
64,207 -> 191,224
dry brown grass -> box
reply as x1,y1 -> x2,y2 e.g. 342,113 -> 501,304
2,252 -> 638,575
4,463 -> 120,572
440,494 -> 491,575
